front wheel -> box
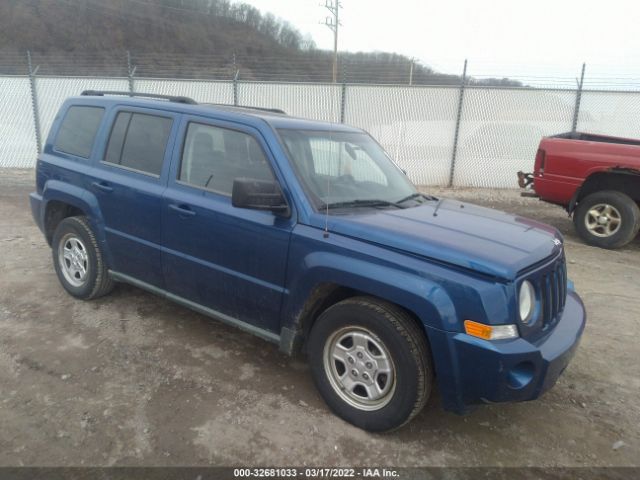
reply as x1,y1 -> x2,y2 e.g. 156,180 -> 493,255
573,190 -> 640,249
308,297 -> 433,432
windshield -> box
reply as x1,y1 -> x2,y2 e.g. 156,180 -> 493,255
278,129 -> 421,210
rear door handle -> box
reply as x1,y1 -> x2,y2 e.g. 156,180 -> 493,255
168,203 -> 196,217
92,181 -> 113,193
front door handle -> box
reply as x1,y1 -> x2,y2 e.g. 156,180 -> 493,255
168,203 -> 196,217
92,181 -> 113,193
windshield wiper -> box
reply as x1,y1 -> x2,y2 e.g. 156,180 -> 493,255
396,193 -> 437,204
324,199 -> 406,210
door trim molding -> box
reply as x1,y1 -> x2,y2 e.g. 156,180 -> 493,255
109,270 -> 281,345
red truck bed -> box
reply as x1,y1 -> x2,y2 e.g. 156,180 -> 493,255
529,132 -> 640,207
519,131 -> 640,249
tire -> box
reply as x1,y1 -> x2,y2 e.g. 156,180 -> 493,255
51,216 -> 114,300
308,296 -> 433,432
573,190 -> 640,249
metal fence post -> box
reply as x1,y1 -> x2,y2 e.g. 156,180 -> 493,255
233,69 -> 239,106
571,63 -> 586,132
340,82 -> 347,123
340,62 -> 347,123
26,50 -> 42,154
408,58 -> 414,86
448,59 -> 467,187
127,51 -> 136,94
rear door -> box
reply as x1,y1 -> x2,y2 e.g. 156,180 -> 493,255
162,115 -> 294,333
89,106 -> 180,287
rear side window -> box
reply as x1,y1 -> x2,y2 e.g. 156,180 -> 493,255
54,106 -> 105,158
104,112 -> 173,176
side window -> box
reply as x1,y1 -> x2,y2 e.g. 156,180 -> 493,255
54,106 -> 105,158
179,122 -> 274,195
104,112 -> 173,176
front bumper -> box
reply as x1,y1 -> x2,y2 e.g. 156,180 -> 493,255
428,290 -> 586,414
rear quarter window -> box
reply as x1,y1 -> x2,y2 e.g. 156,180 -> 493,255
54,106 -> 105,158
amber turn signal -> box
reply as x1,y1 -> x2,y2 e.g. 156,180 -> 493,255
464,320 -> 519,340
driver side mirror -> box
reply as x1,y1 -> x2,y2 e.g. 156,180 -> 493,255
232,178 -> 290,216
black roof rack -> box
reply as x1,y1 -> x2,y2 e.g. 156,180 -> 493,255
81,90 -> 197,105
204,103 -> 286,115
79,92 -> 286,114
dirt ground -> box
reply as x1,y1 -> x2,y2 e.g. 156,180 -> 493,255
0,168 -> 638,467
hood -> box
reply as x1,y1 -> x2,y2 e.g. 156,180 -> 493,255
314,199 -> 563,279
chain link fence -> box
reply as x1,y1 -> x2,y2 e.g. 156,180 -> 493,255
238,82 -> 342,123
2,64 -> 640,187
344,85 -> 459,186
577,90 -> 640,139
453,88 -> 577,188
135,78 -> 234,104
0,76 -> 37,167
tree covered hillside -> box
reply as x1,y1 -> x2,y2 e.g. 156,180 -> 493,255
0,0 -> 520,86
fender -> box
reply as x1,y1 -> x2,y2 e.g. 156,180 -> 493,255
567,167 -> 610,214
567,186 -> 581,214
280,250 -> 460,353
278,224 -> 511,355
42,180 -> 113,265
568,167 -> 640,214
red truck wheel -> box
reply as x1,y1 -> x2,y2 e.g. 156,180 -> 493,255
574,191 -> 640,249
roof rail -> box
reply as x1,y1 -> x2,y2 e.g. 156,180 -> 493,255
205,103 -> 287,115
80,90 -> 197,105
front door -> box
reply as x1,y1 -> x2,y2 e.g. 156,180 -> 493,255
162,116 -> 294,333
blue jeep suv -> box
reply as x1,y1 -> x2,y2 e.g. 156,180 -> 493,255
30,91 -> 586,431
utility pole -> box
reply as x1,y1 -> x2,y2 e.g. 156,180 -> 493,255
322,0 -> 342,83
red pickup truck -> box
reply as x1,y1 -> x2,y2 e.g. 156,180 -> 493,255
518,132 -> 640,249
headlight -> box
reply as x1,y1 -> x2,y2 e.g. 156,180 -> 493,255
519,280 -> 536,324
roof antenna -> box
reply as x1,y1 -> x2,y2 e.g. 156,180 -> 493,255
323,127 -> 333,239
323,177 -> 330,238
323,68 -> 342,239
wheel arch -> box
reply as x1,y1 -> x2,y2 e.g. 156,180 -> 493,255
279,260 -> 456,356
44,200 -> 85,245
42,180 -> 106,246
570,169 -> 640,213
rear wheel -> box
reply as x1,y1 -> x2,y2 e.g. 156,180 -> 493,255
308,297 -> 433,432
52,216 -> 114,299
574,190 -> 640,249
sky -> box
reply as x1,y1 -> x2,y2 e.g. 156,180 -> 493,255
241,0 -> 640,86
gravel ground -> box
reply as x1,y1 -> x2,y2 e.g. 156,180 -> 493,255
0,168 -> 638,467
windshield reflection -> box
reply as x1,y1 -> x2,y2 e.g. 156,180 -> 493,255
278,129 -> 424,210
